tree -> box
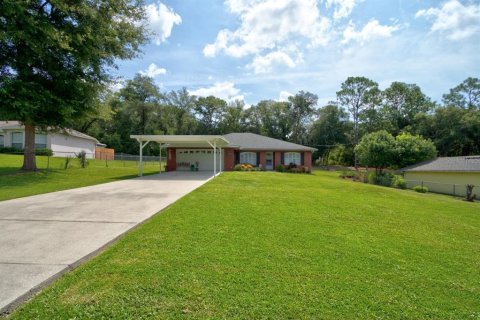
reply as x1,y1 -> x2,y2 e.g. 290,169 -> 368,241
337,77 -> 380,167
194,96 -> 227,134
219,100 -> 245,133
287,91 -> 318,144
0,0 -> 147,170
354,130 -> 396,174
162,88 -> 198,134
247,100 -> 291,140
442,77 -> 480,109
394,133 -> 437,168
309,104 -> 351,164
382,82 -> 434,134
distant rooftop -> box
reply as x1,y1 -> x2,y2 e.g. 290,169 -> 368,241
223,133 -> 316,151
402,156 -> 480,172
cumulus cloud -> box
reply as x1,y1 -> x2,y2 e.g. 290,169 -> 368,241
189,82 -> 245,102
278,90 -> 293,101
416,0 -> 480,40
247,50 -> 301,74
139,63 -> 167,78
203,0 -> 330,61
145,2 -> 182,45
325,0 -> 359,20
342,19 -> 399,45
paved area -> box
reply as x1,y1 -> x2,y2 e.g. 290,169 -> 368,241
0,171 -> 213,313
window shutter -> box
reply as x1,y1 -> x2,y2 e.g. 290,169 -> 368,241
281,152 -> 284,165
301,152 -> 305,165
257,152 -> 260,166
235,151 -> 240,164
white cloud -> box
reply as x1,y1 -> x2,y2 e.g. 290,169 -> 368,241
204,0 -> 330,60
325,0 -> 359,20
145,2 -> 182,45
342,19 -> 399,45
189,82 -> 245,102
278,90 -> 293,101
416,0 -> 480,40
109,78 -> 126,92
139,63 -> 167,78
247,50 -> 301,74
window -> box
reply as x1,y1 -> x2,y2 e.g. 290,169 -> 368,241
11,132 -> 23,149
284,152 -> 301,165
35,134 -> 47,148
240,152 -> 257,165
0,135 -> 4,147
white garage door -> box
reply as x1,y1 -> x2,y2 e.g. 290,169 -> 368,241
176,149 -> 222,171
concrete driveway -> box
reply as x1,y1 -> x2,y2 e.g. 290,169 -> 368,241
0,171 -> 213,314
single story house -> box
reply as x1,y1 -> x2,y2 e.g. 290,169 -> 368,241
402,156 -> 480,196
0,121 -> 99,158
130,133 -> 316,176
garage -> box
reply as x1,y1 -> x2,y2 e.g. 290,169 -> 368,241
175,149 -> 222,171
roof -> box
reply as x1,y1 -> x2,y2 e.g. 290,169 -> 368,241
130,135 -> 230,148
402,156 -> 480,172
0,121 -> 99,143
223,133 -> 316,151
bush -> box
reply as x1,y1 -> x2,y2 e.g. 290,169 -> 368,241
339,170 -> 356,179
276,165 -> 285,172
233,164 -> 242,171
413,185 -> 428,193
368,171 -> 394,187
64,156 -> 72,169
391,175 -> 407,189
0,146 -> 53,156
76,150 -> 88,168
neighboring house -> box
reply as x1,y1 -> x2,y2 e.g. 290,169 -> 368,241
163,132 -> 316,172
0,121 -> 99,159
402,156 -> 480,197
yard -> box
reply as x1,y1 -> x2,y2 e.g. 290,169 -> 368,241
0,154 -> 161,201
7,171 -> 480,319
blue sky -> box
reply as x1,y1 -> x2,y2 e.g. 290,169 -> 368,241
115,0 -> 480,106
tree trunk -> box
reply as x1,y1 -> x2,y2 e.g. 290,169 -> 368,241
22,123 -> 37,171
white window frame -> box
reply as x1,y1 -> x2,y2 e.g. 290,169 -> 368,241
11,132 -> 23,149
240,152 -> 257,165
284,152 -> 301,165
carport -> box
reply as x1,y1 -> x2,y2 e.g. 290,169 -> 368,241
130,135 -> 230,177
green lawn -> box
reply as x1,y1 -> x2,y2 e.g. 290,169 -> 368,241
8,171 -> 480,319
0,154 -> 161,201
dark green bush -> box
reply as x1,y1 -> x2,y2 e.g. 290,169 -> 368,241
276,165 -> 285,172
76,150 -> 88,168
339,170 -> 356,179
0,146 -> 52,156
368,171 -> 394,187
35,148 -> 53,156
413,185 -> 428,193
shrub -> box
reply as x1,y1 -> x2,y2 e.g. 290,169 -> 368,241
234,164 -> 242,171
413,185 -> 428,193
0,146 -> 53,156
36,148 -> 53,156
368,171 -> 394,187
339,170 -> 356,179
391,175 -> 407,189
276,165 -> 285,172
76,150 -> 88,168
64,156 -> 72,169
287,162 -> 297,170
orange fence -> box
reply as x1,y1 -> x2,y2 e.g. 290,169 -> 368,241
95,147 -> 115,160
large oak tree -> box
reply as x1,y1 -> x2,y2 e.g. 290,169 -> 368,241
0,0 -> 147,170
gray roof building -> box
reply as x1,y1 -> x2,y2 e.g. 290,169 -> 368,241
402,156 -> 480,172
223,133 -> 316,151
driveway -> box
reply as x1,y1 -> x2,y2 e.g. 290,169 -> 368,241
0,171 -> 213,314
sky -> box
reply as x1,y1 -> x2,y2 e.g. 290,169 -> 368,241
114,0 -> 480,107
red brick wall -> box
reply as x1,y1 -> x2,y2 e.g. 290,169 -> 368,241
166,148 -> 176,171
259,151 -> 266,168
304,151 -> 312,169
274,152 -> 282,169
223,148 -> 235,171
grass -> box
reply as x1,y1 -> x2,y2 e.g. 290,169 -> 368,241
0,154 -> 161,201
8,171 -> 480,319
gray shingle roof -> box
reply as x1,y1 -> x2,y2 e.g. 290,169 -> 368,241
223,132 -> 316,151
402,156 -> 480,172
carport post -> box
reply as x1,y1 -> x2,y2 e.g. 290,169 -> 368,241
219,146 -> 222,172
159,143 -> 162,174
138,140 -> 150,177
214,141 -> 217,176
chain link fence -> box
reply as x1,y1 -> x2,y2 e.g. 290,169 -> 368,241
1,151 -> 163,170
406,179 -> 476,198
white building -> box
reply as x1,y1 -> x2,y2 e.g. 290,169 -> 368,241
0,121 -> 98,158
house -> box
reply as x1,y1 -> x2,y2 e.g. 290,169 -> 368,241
0,121 -> 99,159
130,132 -> 316,176
402,156 -> 480,196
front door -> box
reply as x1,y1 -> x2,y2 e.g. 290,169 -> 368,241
265,152 -> 273,170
